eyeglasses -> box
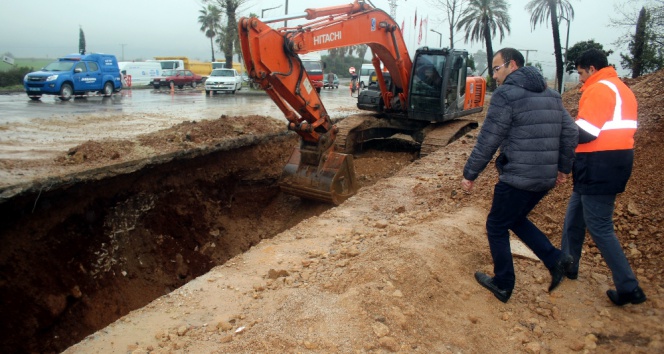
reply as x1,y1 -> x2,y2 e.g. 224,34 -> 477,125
493,62 -> 508,72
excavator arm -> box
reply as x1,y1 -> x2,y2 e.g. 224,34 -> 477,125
238,0 -> 413,204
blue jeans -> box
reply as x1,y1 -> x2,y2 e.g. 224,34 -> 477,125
561,192 -> 639,293
486,182 -> 562,290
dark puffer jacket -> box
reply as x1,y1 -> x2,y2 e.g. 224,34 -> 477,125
463,66 -> 578,192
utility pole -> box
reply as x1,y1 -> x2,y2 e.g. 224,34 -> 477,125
430,29 -> 442,47
559,16 -> 571,93
120,44 -> 126,61
284,0 -> 289,27
517,49 -> 538,66
262,4 -> 282,18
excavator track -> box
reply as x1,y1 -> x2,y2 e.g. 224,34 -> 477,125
333,114 -> 381,154
419,119 -> 479,158
335,115 -> 478,158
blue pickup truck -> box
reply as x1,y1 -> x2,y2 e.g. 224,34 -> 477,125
24,53 -> 123,101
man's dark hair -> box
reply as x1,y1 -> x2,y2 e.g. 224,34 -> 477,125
495,48 -> 525,68
575,49 -> 608,71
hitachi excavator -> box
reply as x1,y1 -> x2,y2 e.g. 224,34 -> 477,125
238,0 -> 486,205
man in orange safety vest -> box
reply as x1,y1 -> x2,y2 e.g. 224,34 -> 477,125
561,49 -> 646,306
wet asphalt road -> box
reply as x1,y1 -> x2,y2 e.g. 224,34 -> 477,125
0,82 -> 359,123
0,83 -> 363,160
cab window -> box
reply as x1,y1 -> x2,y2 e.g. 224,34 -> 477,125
75,62 -> 87,73
412,54 -> 445,98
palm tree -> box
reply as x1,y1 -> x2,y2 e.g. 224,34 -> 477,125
526,0 -> 574,93
208,0 -> 250,68
456,0 -> 511,90
198,4 -> 222,62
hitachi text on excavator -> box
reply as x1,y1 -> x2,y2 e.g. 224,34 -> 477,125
238,0 -> 486,204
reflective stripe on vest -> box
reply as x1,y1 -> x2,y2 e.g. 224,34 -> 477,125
576,80 -> 637,137
575,78 -> 637,153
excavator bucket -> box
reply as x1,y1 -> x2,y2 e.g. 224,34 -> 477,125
280,148 -> 358,205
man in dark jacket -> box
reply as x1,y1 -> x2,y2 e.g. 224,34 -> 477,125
461,48 -> 578,303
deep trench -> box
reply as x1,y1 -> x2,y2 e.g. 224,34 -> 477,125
0,136 -> 336,353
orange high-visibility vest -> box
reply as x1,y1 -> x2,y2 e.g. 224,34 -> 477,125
575,67 -> 637,153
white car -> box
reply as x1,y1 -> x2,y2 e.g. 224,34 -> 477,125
205,68 -> 243,94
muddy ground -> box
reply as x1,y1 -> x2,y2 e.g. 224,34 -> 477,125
0,113 -> 417,353
1,70 -> 664,353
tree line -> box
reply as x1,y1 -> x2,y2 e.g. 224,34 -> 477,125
434,0 -> 663,91
201,0 -> 662,93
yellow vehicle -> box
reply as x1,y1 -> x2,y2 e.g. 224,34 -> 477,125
151,57 -> 212,78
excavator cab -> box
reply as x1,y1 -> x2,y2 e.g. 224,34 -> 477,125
408,48 -> 474,122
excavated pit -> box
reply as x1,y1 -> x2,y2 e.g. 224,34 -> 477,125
0,129 -> 417,353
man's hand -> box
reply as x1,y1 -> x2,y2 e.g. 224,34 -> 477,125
461,178 -> 474,192
556,172 -> 568,186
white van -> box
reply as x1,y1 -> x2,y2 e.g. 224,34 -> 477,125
118,61 -> 162,87
358,63 -> 386,89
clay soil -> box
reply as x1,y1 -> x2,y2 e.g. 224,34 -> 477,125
1,70 -> 663,354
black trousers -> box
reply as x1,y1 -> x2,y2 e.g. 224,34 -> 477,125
486,181 -> 561,290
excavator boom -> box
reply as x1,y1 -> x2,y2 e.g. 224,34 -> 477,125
238,1 -> 408,204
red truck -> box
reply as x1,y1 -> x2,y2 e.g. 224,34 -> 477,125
299,53 -> 324,93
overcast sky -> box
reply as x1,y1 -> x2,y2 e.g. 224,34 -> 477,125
0,0 -> 645,78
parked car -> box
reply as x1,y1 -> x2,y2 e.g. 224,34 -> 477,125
323,73 -> 339,89
152,69 -> 202,90
205,68 -> 243,94
23,53 -> 122,101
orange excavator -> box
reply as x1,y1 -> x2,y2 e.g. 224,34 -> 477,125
238,0 -> 486,205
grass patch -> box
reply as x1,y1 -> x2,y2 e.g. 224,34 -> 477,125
0,58 -> 52,72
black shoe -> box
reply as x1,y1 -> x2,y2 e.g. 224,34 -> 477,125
565,270 -> 578,280
474,272 -> 512,303
549,254 -> 573,292
607,286 -> 647,306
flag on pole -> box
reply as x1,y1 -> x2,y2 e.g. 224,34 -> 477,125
414,9 -> 417,28
418,18 -> 423,45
